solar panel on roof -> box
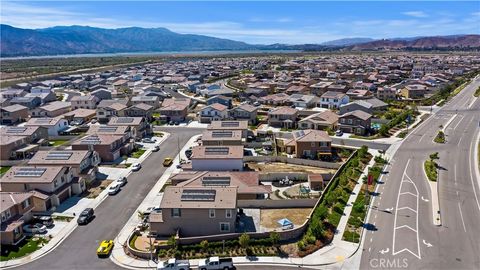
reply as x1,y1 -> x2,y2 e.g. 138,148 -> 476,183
202,177 -> 231,187
98,126 -> 118,132
45,151 -> 73,160
211,131 -> 233,138
35,118 -> 53,124
181,189 -> 216,201
204,147 -> 229,155
221,121 -> 239,127
80,136 -> 101,145
115,117 -> 134,123
15,168 -> 47,177
6,127 -> 27,133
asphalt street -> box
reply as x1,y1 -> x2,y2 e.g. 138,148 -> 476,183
360,78 -> 480,269
15,127 -> 204,270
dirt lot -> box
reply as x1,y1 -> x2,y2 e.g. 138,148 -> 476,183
246,162 -> 336,174
82,180 -> 113,199
260,208 -> 312,229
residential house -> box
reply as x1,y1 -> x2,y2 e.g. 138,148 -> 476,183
339,100 -> 373,115
207,121 -> 249,138
267,107 -> 298,129
25,117 -> 69,137
170,171 -> 271,200
149,186 -> 237,237
70,95 -> 99,110
91,89 -> 112,101
0,192 -> 34,245
159,98 -> 190,122
131,96 -> 160,109
289,94 -> 317,108
124,104 -> 154,121
10,96 -> 42,109
31,101 -> 71,118
107,117 -> 150,139
201,130 -> 243,146
298,110 -> 339,131
363,98 -> 388,112
284,129 -> 332,159
28,150 -> 100,185
339,110 -> 372,135
199,103 -> 229,123
376,87 -> 397,101
259,93 -> 290,106
345,89 -> 374,100
310,81 -> 333,96
0,166 -> 77,212
318,91 -> 350,109
191,145 -> 244,171
96,100 -> 128,123
207,95 -> 232,108
62,109 -> 96,125
0,104 -> 28,125
228,104 -> 258,125
72,134 -> 134,162
401,84 -> 427,99
1,89 -> 27,99
24,91 -> 57,104
0,126 -> 49,160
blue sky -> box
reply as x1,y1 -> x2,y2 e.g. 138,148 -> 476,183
1,1 -> 479,44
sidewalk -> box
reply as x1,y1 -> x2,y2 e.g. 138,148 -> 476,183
0,133 -> 170,269
110,148 -> 382,269
111,134 -> 202,269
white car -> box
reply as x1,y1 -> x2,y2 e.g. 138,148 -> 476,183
115,176 -> 127,187
131,163 -> 141,171
152,146 -> 160,152
23,223 -> 47,234
108,183 -> 121,195
157,258 -> 190,270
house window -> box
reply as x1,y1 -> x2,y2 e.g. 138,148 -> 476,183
226,209 -> 233,219
219,222 -> 230,232
311,142 -> 315,147
54,180 -> 58,188
171,208 -> 181,218
209,209 -> 216,218
22,199 -> 30,209
348,119 -> 353,124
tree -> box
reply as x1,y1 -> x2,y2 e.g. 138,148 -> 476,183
429,152 -> 439,161
269,232 -> 280,247
200,240 -> 209,252
239,233 -> 250,249
167,235 -> 177,249
358,145 -> 369,158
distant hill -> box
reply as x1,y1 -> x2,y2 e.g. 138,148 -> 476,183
321,37 -> 374,46
0,24 -> 255,57
349,35 -> 480,50
1,24 -> 479,57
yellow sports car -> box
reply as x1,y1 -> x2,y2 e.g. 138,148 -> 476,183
163,157 -> 173,167
96,240 -> 114,257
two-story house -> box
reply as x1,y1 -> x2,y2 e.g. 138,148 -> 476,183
31,101 -> 71,118
149,186 -> 237,237
0,104 -> 28,125
298,110 -> 339,131
318,91 -> 350,109
0,126 -> 49,160
267,107 -> 298,129
25,117 -> 69,137
283,129 -> 332,159
191,145 -> 244,171
159,98 -> 190,122
96,100 -> 128,123
0,192 -> 34,245
131,96 -> 160,109
124,103 -> 154,121
72,134 -> 134,162
228,104 -> 258,125
0,166 -> 76,212
70,95 -> 99,110
201,130 -> 243,146
338,110 -> 372,135
199,103 -> 229,123
107,117 -> 150,139
207,95 -> 232,109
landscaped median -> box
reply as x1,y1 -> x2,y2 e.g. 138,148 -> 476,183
433,130 -> 446,144
423,152 -> 441,226
424,152 -> 439,182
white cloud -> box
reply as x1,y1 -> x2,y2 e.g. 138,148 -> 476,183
403,11 -> 428,18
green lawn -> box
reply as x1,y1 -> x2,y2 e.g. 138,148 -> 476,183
131,149 -> 146,159
424,160 -> 438,182
0,237 -> 49,261
49,139 -> 69,147
433,131 -> 446,144
0,166 -> 11,176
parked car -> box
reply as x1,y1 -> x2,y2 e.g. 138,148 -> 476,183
96,240 -> 114,257
144,206 -> 161,216
115,176 -> 127,187
184,149 -> 192,159
152,146 -> 160,152
174,121 -> 179,125
335,129 -> 343,136
142,138 -> 156,143
163,157 -> 173,167
77,208 -> 94,225
157,258 -> 190,270
198,257 -> 234,270
131,163 -> 142,171
33,215 -> 54,227
168,121 -> 174,125
108,183 -> 121,195
23,223 -> 47,234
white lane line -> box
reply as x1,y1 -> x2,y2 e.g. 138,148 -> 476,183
458,136 -> 463,146
454,164 -> 457,186
374,214 -> 377,219
468,126 -> 480,212
397,206 -> 417,213
458,203 -> 467,232
369,247 -> 371,252
394,224 -> 417,232
370,238 -> 373,243
452,115 -> 465,130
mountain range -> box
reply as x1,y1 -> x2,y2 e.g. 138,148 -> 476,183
1,24 -> 479,57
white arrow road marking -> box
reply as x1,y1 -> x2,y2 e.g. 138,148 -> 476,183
379,248 -> 390,254
422,240 -> 433,247
421,196 -> 429,202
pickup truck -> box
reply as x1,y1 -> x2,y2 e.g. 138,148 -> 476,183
198,257 -> 234,270
157,258 -> 190,270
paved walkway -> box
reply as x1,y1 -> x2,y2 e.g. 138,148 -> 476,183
0,133 -> 170,269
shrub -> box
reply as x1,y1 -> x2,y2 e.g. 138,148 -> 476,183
269,232 -> 280,246
333,202 -> 344,215
297,240 -> 305,251
313,205 -> 328,221
358,145 -> 368,158
200,240 -> 209,252
239,233 -> 250,248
